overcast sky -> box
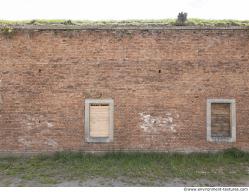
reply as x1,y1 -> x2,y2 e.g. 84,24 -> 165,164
0,0 -> 248,20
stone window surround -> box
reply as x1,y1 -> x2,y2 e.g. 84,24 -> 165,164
84,98 -> 114,143
207,99 -> 236,143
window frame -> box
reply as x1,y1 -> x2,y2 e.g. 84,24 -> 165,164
84,99 -> 114,143
207,99 -> 236,143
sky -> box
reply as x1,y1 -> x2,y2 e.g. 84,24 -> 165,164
0,0 -> 248,20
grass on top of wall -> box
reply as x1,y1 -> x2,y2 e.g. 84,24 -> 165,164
0,148 -> 248,186
0,19 -> 249,27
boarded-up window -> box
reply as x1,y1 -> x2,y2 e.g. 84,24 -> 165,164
90,104 -> 110,138
211,103 -> 231,137
85,99 -> 114,143
207,99 -> 236,142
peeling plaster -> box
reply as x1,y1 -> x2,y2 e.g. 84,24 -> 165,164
18,114 -> 58,149
18,138 -> 32,148
18,137 -> 58,149
139,112 -> 177,133
45,138 -> 58,147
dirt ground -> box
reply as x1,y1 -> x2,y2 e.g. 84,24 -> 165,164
0,175 -> 248,187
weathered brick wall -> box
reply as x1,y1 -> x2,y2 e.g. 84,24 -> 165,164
0,27 -> 249,153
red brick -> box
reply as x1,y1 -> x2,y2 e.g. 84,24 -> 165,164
0,27 -> 248,153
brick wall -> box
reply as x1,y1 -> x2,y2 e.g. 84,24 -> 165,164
0,27 -> 249,153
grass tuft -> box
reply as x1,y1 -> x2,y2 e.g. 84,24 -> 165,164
0,148 -> 248,185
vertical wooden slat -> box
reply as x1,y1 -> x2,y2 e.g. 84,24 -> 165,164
90,105 -> 110,137
211,103 -> 231,137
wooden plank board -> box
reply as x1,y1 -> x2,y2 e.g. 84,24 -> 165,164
211,103 -> 231,137
89,105 -> 110,137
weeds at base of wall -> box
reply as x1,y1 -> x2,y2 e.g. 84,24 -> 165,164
1,27 -> 15,38
1,19 -> 249,26
0,148 -> 248,186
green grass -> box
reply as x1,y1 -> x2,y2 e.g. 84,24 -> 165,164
0,19 -> 249,27
0,148 -> 248,185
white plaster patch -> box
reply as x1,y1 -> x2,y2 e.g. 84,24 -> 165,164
47,122 -> 53,128
45,138 -> 58,147
18,137 -> 58,149
18,138 -> 32,148
18,114 -> 59,150
139,112 -> 177,133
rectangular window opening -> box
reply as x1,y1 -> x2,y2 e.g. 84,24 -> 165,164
211,103 -> 231,138
85,99 -> 114,143
207,99 -> 236,142
89,104 -> 110,138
